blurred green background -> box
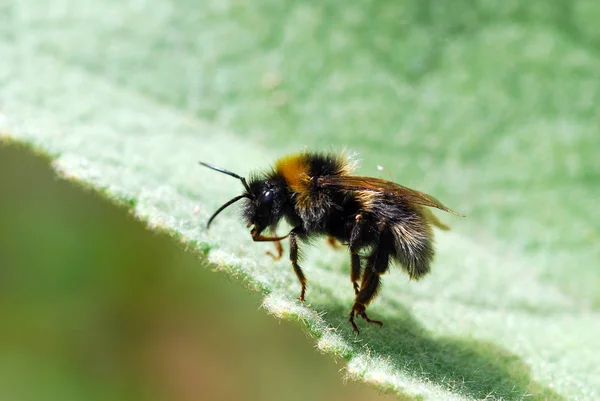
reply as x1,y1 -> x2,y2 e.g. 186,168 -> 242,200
0,142 -> 396,401
1,0 -> 600,399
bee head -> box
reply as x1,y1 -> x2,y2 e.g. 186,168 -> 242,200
199,162 -> 286,237
243,177 -> 287,237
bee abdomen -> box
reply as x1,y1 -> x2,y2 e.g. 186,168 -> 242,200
390,217 -> 434,280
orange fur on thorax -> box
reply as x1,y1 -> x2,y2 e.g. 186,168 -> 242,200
275,154 -> 310,193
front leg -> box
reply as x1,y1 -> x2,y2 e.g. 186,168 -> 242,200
251,230 -> 286,260
289,227 -> 307,301
252,227 -> 307,301
250,229 -> 290,242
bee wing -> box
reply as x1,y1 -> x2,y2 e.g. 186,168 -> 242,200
315,176 -> 464,216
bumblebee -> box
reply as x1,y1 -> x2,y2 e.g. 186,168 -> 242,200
200,152 -> 462,333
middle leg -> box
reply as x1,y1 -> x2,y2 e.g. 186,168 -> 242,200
266,233 -> 283,260
348,214 -> 364,295
289,227 -> 307,301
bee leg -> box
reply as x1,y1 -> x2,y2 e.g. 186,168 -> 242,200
349,214 -> 364,295
350,227 -> 391,332
350,253 -> 361,295
349,309 -> 360,333
289,228 -> 307,301
326,236 -> 343,249
349,262 -> 383,333
350,303 -> 383,333
252,230 -> 287,260
351,268 -> 383,329
265,235 -> 283,260
348,259 -> 365,332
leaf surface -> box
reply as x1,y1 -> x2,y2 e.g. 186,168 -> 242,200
2,1 -> 599,399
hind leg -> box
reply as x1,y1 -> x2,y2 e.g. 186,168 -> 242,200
349,266 -> 383,332
349,227 -> 392,333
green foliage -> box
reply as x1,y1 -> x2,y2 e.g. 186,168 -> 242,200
1,0 -> 599,399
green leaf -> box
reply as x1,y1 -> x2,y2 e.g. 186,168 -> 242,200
2,0 -> 599,400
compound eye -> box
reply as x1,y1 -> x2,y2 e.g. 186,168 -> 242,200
263,190 -> 273,204
257,190 -> 273,218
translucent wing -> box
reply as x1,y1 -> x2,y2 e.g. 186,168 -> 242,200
315,176 -> 464,216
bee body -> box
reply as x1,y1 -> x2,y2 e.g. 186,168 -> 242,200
200,151 -> 462,333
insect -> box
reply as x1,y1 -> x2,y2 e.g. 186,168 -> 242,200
199,152 -> 463,333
